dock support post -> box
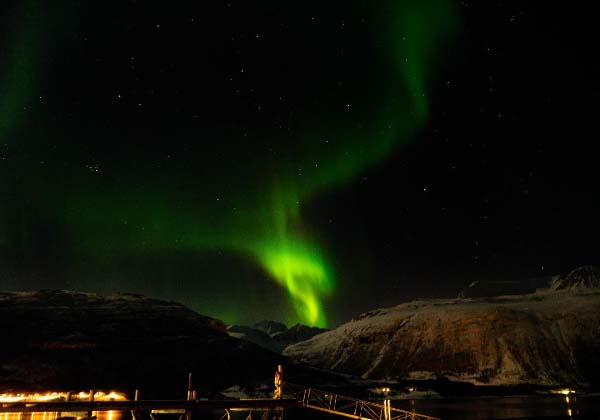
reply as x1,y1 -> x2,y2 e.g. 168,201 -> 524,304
87,389 -> 94,420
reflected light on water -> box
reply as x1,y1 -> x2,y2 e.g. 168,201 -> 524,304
0,412 -> 123,420
97,410 -> 121,420
552,388 -> 576,396
0,392 -> 126,403
0,394 -> 64,403
0,391 -> 126,420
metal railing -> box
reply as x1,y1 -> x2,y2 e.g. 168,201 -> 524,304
284,382 -> 440,420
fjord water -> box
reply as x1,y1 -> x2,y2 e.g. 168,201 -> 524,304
283,395 -> 600,420
389,395 -> 600,420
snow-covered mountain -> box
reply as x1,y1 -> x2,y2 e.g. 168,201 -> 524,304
272,324 -> 329,348
253,320 -> 288,335
550,265 -> 600,290
285,268 -> 600,388
227,324 -> 282,353
458,266 -> 600,298
228,321 -> 328,353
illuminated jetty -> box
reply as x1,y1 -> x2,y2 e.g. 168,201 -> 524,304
0,368 -> 439,420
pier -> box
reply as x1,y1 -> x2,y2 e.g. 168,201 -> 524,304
0,367 -> 439,420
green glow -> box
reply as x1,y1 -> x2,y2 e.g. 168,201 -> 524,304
391,0 -> 460,121
61,185 -> 335,326
0,1 -> 39,142
241,0 -> 459,325
8,0 -> 459,327
250,185 -> 334,326
257,243 -> 333,326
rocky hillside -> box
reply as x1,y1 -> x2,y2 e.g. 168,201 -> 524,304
0,290 -> 282,394
285,277 -> 600,388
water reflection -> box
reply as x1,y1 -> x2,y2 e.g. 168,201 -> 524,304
563,393 -> 577,419
0,392 -> 126,404
0,411 -> 123,420
382,394 -> 600,420
0,392 -> 127,420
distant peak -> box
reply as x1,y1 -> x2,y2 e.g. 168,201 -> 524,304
253,320 -> 288,335
553,265 -> 600,290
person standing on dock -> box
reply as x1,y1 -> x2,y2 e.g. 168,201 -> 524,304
273,365 -> 283,399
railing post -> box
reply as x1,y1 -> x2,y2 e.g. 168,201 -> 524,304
131,389 -> 140,420
187,372 -> 193,400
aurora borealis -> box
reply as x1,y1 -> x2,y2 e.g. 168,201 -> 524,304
1,1 -> 599,327
0,1 -> 38,144
1,0 -> 458,326
64,0 -> 458,326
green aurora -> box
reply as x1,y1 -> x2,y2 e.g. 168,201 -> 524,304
0,1 -> 39,144
1,0 -> 459,327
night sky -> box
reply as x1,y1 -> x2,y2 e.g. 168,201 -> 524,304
1,1 -> 598,327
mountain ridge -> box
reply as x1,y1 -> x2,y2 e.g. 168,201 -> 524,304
285,266 -> 600,388
0,289 -> 283,394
